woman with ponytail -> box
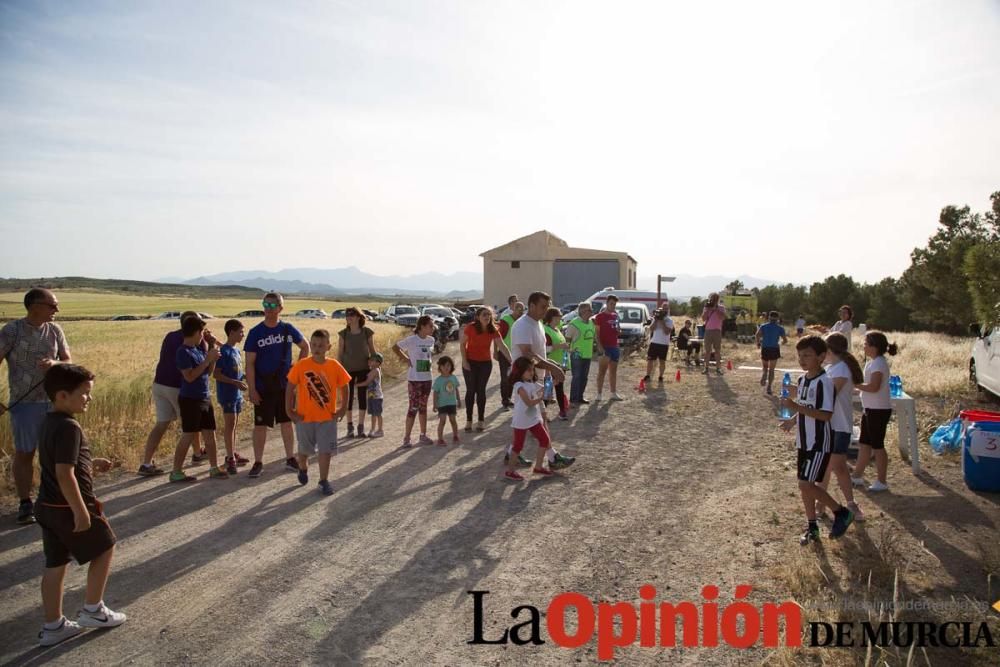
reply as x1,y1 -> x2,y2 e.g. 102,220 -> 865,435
819,333 -> 865,521
852,332 -> 899,492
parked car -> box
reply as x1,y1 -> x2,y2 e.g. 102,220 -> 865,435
560,302 -> 579,315
110,314 -> 141,321
295,308 -> 328,319
235,310 -> 265,318
197,312 -> 215,320
615,302 -> 651,352
458,305 -> 487,325
152,311 -> 182,320
363,309 -> 380,321
970,322 -> 1000,398
385,304 -> 420,327
420,306 -> 460,340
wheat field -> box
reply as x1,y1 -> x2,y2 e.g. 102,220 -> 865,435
0,319 -> 410,495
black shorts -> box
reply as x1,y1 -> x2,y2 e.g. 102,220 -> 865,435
35,502 -> 116,568
254,388 -> 290,428
860,408 -> 892,450
797,449 -> 830,482
437,405 -> 457,416
761,346 -> 780,362
647,343 -> 669,361
179,397 -> 216,433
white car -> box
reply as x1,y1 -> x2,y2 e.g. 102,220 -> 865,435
295,309 -> 328,319
971,322 -> 1000,398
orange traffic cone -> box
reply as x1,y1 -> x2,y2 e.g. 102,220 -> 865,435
726,359 -> 733,371
675,369 -> 682,382
637,377 -> 647,393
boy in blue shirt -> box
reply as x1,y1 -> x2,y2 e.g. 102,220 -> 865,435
170,316 -> 229,482
755,311 -> 788,395
213,319 -> 250,475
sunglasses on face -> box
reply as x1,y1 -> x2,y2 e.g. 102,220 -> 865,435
262,301 -> 280,309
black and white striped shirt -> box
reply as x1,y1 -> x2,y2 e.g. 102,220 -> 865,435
796,371 -> 834,452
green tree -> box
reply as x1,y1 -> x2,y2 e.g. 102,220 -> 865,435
864,278 -> 913,331
724,279 -> 745,294
962,191 -> 1000,327
775,284 -> 809,322
689,296 -> 703,314
901,202 -> 988,333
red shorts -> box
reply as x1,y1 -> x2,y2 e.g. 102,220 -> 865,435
512,422 -> 550,453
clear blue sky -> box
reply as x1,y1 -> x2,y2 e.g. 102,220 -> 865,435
2,0 -> 998,284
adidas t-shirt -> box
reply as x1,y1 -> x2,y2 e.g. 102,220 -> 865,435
795,370 -> 834,452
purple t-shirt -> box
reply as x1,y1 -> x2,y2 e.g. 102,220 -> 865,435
153,330 -> 207,388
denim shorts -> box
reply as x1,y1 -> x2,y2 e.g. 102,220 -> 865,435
220,400 -> 243,415
603,347 -> 621,363
367,398 -> 383,417
831,430 -> 852,455
10,401 -> 50,453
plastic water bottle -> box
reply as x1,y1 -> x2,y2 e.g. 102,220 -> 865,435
890,375 -> 903,397
779,373 -> 793,420
544,375 -> 554,401
562,350 -> 570,369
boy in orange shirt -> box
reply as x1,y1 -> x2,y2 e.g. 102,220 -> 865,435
285,330 -> 350,496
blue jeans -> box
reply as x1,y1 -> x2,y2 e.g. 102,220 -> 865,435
10,401 -> 50,453
570,355 -> 591,402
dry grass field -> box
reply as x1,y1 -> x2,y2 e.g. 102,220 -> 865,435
0,318 -> 410,496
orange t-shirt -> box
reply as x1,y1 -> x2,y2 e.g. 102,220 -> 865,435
286,357 -> 352,422
464,324 -> 502,362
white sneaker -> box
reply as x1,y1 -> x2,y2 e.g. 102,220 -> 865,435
38,618 -> 83,646
610,392 -> 624,401
595,393 -> 603,401
868,481 -> 889,492
850,476 -> 866,487
77,602 -> 127,628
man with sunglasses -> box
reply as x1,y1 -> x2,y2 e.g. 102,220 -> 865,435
244,292 -> 309,477
0,288 -> 72,525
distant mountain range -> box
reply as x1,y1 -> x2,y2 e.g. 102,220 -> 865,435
164,267 -> 782,300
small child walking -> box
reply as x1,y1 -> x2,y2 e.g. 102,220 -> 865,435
505,357 -> 554,481
819,332 -> 865,521
355,353 -> 384,438
432,356 -> 461,445
851,331 -> 899,492
780,336 -> 854,545
34,364 -> 127,646
213,319 -> 250,474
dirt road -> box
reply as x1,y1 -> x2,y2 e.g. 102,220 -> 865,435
1,352 -> 997,665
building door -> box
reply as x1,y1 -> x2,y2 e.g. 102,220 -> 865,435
552,260 -> 620,307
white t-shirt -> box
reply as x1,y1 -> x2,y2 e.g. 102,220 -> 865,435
397,334 -> 435,382
861,355 -> 891,410
511,315 -> 546,362
650,317 -> 674,346
795,318 -> 806,330
830,320 -> 853,347
825,360 -> 855,433
511,380 -> 543,429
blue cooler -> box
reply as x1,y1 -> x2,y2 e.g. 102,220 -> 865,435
696,325 -> 706,338
960,410 -> 1000,492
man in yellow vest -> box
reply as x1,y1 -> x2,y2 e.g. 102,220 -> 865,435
496,301 -> 524,409
565,302 -> 596,404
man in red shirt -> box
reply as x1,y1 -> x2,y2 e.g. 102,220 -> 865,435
593,295 -> 623,401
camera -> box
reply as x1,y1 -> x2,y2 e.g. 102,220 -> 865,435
653,308 -> 667,320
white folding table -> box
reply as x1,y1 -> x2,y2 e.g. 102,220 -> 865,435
853,392 -> 920,473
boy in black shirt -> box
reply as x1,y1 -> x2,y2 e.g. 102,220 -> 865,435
34,364 -> 127,646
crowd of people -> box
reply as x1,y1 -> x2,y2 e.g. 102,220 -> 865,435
0,287 -> 901,646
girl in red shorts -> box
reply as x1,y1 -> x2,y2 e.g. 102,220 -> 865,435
505,357 -> 553,481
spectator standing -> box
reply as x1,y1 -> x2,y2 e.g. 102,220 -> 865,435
459,307 -> 511,432
337,307 -> 377,439
244,293 -> 309,478
496,301 -> 524,409
565,302 -> 596,404
594,295 -> 623,400
0,288 -> 71,525
701,292 -> 727,374
829,305 -> 854,348
644,307 -> 674,385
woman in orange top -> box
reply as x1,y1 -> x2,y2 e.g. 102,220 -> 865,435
459,308 -> 512,432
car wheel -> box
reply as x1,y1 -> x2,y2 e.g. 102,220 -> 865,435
970,360 -> 984,394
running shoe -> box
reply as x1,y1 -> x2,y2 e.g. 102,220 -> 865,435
16,499 -> 35,525
38,618 -> 83,647
77,602 -> 127,628
346,423 -> 355,438
550,453 -> 576,470
578,398 -> 590,404
357,426 -> 366,438
532,467 -> 554,476
190,449 -> 208,464
558,411 -> 568,421
830,507 -> 855,538
402,439 -> 413,449
224,457 -> 238,476
285,457 -> 300,472
319,479 -> 334,496
868,480 -> 889,492
503,453 -> 532,467
297,469 -> 308,486
799,525 -> 820,546
436,438 -> 446,446
418,434 -> 434,446
137,463 -> 165,477
465,421 -> 473,433
247,461 -> 263,478
610,393 -> 624,401
850,476 -> 866,487
208,467 -> 230,479
504,470 -> 525,481
476,421 -> 485,432
595,393 -> 603,401
169,471 -> 196,483
452,435 -> 461,444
